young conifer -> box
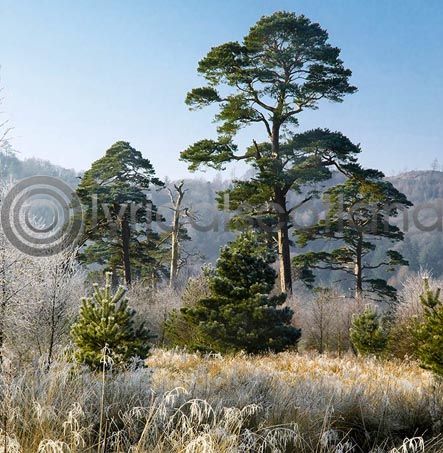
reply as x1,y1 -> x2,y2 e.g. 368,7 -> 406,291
181,232 -> 301,353
414,279 -> 443,377
350,305 -> 388,356
71,272 -> 152,369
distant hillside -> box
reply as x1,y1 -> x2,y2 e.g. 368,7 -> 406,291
389,170 -> 443,278
0,145 -> 79,186
389,170 -> 443,203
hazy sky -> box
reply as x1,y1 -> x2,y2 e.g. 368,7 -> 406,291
1,0 -> 442,179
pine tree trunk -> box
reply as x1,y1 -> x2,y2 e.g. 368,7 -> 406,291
354,235 -> 363,303
272,121 -> 293,295
121,218 -> 132,285
0,314 -> 3,364
0,299 -> 4,364
277,221 -> 292,294
275,191 -> 293,295
111,269 -> 119,288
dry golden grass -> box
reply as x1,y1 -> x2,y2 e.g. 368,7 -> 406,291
0,349 -> 441,452
147,350 -> 442,449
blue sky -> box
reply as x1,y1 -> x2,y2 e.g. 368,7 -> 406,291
1,0 -> 442,179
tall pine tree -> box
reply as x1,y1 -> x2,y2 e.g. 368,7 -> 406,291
181,12 -> 358,294
181,232 -> 301,353
76,141 -> 165,285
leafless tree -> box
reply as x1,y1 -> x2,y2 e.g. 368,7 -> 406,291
165,181 -> 201,288
126,282 -> 182,344
0,237 -> 28,363
0,183 -> 29,363
7,248 -> 84,368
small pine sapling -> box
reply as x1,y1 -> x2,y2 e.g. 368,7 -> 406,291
350,305 -> 388,356
414,279 -> 443,378
71,273 -> 153,369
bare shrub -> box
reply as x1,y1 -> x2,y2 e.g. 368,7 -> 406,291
388,271 -> 443,359
163,272 -> 211,348
126,282 -> 182,344
396,272 -> 443,322
289,289 -> 360,354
